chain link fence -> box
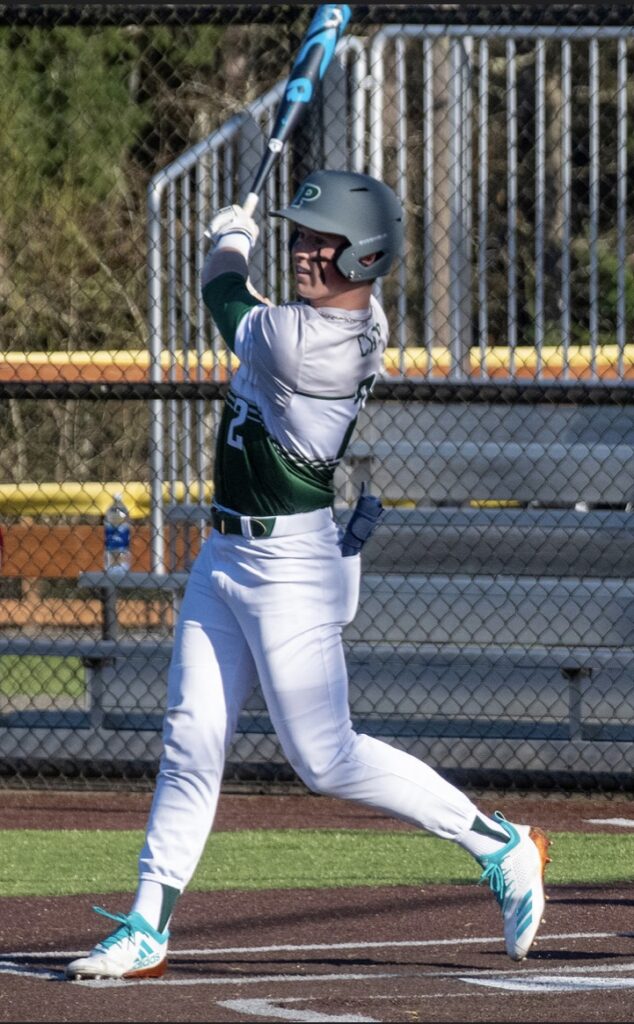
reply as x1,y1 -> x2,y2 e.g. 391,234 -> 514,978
2,4 -> 634,792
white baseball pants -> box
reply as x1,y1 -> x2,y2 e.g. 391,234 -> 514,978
138,517 -> 480,891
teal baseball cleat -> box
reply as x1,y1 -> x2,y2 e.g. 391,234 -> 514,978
478,811 -> 552,961
66,907 -> 169,980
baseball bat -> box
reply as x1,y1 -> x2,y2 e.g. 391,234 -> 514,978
242,4 -> 352,217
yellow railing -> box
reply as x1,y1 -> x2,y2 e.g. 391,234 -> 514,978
0,481 -> 214,519
3,345 -> 634,380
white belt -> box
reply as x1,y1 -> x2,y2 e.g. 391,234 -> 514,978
211,505 -> 332,539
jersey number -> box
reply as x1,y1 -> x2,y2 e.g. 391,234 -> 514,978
227,398 -> 248,450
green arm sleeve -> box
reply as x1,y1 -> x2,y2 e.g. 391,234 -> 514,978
202,272 -> 262,352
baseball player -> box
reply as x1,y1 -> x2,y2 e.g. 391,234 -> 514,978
66,170 -> 550,981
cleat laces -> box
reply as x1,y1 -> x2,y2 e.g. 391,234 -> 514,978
479,861 -> 514,908
92,907 -> 141,950
476,813 -> 520,909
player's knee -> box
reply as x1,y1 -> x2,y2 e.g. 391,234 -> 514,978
289,745 -> 354,796
161,707 -> 231,772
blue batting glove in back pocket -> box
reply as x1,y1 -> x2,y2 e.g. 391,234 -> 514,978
341,484 -> 384,557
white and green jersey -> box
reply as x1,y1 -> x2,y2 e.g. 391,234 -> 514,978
203,272 -> 388,517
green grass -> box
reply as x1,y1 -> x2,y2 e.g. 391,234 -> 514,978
1,828 -> 633,898
0,655 -> 84,699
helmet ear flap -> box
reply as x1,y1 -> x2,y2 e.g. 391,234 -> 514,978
332,239 -> 353,279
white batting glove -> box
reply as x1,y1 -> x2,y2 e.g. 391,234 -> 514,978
205,204 -> 259,258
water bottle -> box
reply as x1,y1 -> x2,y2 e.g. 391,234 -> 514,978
103,493 -> 131,573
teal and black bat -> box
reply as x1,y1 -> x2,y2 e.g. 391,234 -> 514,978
243,4 -> 352,216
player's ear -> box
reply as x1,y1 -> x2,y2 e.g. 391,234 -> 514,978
359,252 -> 380,268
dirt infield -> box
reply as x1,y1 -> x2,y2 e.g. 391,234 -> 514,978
3,786 -> 634,833
2,788 -> 634,1023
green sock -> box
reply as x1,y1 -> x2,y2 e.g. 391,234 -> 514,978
158,884 -> 180,932
470,814 -> 510,844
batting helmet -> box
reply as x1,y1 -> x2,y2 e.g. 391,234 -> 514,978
271,170 -> 403,281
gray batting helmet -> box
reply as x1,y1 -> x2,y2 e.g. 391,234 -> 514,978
271,170 -> 403,281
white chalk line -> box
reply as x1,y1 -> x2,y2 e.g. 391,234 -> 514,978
583,818 -> 634,828
1,929 -> 633,981
8,964 -> 634,993
4,928 -> 632,962
217,998 -> 379,1023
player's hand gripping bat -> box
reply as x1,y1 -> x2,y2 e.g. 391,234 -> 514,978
241,4 -> 352,218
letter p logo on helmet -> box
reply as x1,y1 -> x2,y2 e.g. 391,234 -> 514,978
290,183 -> 322,208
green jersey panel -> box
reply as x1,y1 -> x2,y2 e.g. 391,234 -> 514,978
215,390 -> 339,515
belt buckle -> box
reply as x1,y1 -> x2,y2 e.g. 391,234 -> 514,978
252,518 -> 270,538
241,517 -> 272,539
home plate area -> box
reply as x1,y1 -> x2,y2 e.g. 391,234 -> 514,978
2,884 -> 634,1022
